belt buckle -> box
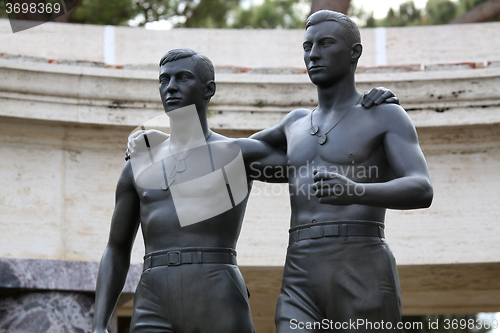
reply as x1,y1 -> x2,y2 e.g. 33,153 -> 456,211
310,226 -> 324,239
143,257 -> 152,271
167,251 -> 181,266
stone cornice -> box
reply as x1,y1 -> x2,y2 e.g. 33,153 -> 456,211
1,58 -> 499,130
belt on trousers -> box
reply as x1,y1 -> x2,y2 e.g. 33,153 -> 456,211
289,221 -> 385,244
143,247 -> 237,271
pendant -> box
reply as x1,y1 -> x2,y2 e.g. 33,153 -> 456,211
161,166 -> 177,190
176,160 -> 186,173
318,134 -> 327,145
309,125 -> 319,136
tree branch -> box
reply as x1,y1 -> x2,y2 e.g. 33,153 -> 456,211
310,0 -> 350,15
452,0 -> 500,23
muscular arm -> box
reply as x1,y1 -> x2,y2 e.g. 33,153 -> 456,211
314,104 -> 433,209
236,138 -> 287,183
249,115 -> 288,153
93,162 -> 140,333
359,106 -> 433,209
245,110 -> 307,182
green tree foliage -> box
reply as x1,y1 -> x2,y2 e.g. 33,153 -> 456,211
0,1 -> 6,19
183,0 -> 241,27
59,0 -> 307,28
380,1 -> 423,26
425,0 -> 457,25
362,0 -> 500,27
347,3 -> 375,27
0,0 -> 303,28
230,0 -> 305,29
70,0 -> 136,25
396,0 -> 424,25
2,0 -> 499,28
69,0 -> 240,27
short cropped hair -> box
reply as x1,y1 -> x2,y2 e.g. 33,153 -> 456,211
159,48 -> 215,84
305,10 -> 361,48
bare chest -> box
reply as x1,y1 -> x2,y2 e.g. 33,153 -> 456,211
285,110 -> 386,171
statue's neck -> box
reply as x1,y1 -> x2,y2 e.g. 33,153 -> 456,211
167,105 -> 209,153
317,75 -> 359,112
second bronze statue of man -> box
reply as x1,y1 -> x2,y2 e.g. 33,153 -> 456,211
252,10 -> 433,332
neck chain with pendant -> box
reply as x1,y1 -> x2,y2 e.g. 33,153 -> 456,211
160,130 -> 213,190
309,96 -> 362,145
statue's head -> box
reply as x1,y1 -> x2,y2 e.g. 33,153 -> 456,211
303,10 -> 362,86
158,48 -> 216,113
305,10 -> 361,49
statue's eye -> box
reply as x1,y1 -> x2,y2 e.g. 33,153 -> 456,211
160,76 -> 169,84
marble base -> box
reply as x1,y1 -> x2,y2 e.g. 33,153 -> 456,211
0,258 -> 141,293
0,291 -> 117,333
0,258 -> 140,333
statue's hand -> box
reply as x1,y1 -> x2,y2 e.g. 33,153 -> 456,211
361,87 -> 399,109
125,129 -> 170,160
311,170 -> 363,205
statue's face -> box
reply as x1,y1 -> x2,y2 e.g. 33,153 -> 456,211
303,21 -> 352,87
159,57 -> 207,112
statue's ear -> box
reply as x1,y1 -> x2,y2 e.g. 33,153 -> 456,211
205,80 -> 216,99
351,43 -> 362,63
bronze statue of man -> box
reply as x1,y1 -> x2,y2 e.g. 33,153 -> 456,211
92,49 -> 289,333
94,45 -> 399,331
251,10 -> 433,332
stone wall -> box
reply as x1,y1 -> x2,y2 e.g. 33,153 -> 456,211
1,19 -> 499,68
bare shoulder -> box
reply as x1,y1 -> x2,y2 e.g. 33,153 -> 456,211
116,160 -> 136,192
283,108 -> 311,124
207,130 -> 256,147
209,132 -> 236,146
233,137 -> 258,152
207,132 -> 243,153
372,103 -> 416,133
269,108 -> 310,133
